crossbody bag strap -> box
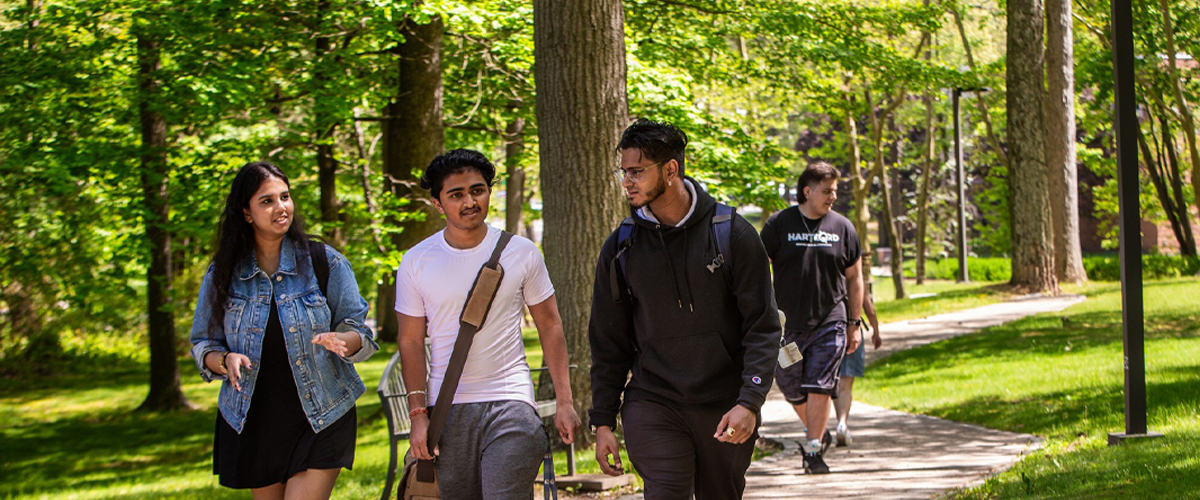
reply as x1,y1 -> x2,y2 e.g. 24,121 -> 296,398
425,231 -> 515,456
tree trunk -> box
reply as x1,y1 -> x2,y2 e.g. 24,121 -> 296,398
1158,0 -> 1200,226
533,0 -> 628,447
505,99 -> 526,235
1142,106 -> 1197,256
26,0 -> 39,51
5,280 -> 58,360
352,108 -> 386,254
315,0 -> 342,247
1045,0 -> 1085,283
1139,115 -> 1196,256
916,90 -> 935,285
1006,0 -> 1059,293
866,90 -> 906,299
135,20 -> 194,412
377,15 -> 446,343
845,94 -> 873,274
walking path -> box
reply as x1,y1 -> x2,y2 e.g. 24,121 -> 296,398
618,293 -> 1086,500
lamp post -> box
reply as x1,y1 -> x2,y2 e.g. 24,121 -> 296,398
952,87 -> 989,283
1108,0 -> 1161,445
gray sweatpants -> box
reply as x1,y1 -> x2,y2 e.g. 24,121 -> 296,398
434,400 -> 548,500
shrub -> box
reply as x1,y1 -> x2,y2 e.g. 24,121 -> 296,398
904,257 -> 1012,281
1083,254 -> 1200,281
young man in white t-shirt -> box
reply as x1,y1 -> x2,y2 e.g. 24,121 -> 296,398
394,149 -> 580,499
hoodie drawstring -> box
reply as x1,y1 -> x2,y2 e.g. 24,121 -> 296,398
654,228 -> 688,310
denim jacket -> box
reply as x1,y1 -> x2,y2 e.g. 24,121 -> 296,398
189,237 -> 379,433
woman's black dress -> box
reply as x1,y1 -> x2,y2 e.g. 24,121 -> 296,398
213,298 -> 356,489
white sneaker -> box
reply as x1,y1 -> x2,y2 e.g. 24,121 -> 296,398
836,422 -> 852,447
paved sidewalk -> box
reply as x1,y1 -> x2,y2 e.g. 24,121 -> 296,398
618,293 -> 1085,500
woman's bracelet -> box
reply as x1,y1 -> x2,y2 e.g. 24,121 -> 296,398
406,390 -> 427,398
219,351 -> 230,375
409,407 -> 429,418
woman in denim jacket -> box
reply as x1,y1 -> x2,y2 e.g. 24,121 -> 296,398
189,161 -> 378,499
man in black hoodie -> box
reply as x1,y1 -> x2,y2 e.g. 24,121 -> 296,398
588,119 -> 780,500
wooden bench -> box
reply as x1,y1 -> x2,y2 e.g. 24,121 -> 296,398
377,350 -> 577,500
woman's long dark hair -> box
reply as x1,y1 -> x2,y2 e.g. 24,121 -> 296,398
206,161 -> 313,336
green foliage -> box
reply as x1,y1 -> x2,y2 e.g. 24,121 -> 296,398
860,279 -> 1200,499
972,155 -> 1012,256
903,257 -> 1013,281
1082,254 -> 1200,281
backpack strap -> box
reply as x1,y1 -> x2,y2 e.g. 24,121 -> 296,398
609,217 -> 636,303
706,204 -> 735,283
610,205 -> 737,302
307,239 -> 330,297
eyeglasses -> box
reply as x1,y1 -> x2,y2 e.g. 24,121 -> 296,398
612,160 -> 667,183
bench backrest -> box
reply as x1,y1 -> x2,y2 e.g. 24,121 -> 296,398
377,350 -> 569,440
377,351 -> 413,439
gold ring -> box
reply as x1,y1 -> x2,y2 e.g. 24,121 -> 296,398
726,428 -> 736,436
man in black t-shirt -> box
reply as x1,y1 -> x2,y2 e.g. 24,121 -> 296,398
760,161 -> 864,474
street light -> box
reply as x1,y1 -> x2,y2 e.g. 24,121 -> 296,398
1108,0 -> 1161,446
952,86 -> 989,283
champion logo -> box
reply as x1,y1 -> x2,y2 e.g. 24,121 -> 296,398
752,376 -> 762,385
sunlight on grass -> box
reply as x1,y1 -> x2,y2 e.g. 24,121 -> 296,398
0,336 -> 609,500
869,279 -> 1012,323
12,277 -> 1177,498
858,277 -> 1200,499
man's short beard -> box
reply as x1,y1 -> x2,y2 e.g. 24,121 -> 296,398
630,171 -> 669,209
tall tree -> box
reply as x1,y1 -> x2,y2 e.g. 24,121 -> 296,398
915,3 -> 936,286
843,92 -> 874,279
533,0 -> 628,446
865,87 -> 909,299
504,99 -> 526,235
953,8 -> 1007,168
1139,104 -> 1198,256
915,89 -> 936,285
377,14 -> 447,342
1157,0 -> 1200,226
314,0 -> 343,247
1045,0 -> 1086,283
1006,0 -> 1059,293
135,7 -> 193,412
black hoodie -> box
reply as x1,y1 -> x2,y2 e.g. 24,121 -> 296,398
588,178 -> 781,429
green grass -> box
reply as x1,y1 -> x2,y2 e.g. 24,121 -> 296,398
0,336 -> 631,499
857,278 -> 1200,499
869,278 -> 1013,323
0,278 -> 1090,499
0,345 -> 396,500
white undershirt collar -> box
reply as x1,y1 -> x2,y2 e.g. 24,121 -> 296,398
638,178 -> 698,227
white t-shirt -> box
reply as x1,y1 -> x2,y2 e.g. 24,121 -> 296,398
394,225 -> 555,408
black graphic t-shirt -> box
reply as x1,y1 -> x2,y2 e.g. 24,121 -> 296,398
760,207 -> 861,333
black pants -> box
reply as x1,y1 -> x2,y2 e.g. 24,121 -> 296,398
622,399 -> 759,500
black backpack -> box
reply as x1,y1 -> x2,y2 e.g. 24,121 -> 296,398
608,203 -> 735,302
308,239 -> 330,297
